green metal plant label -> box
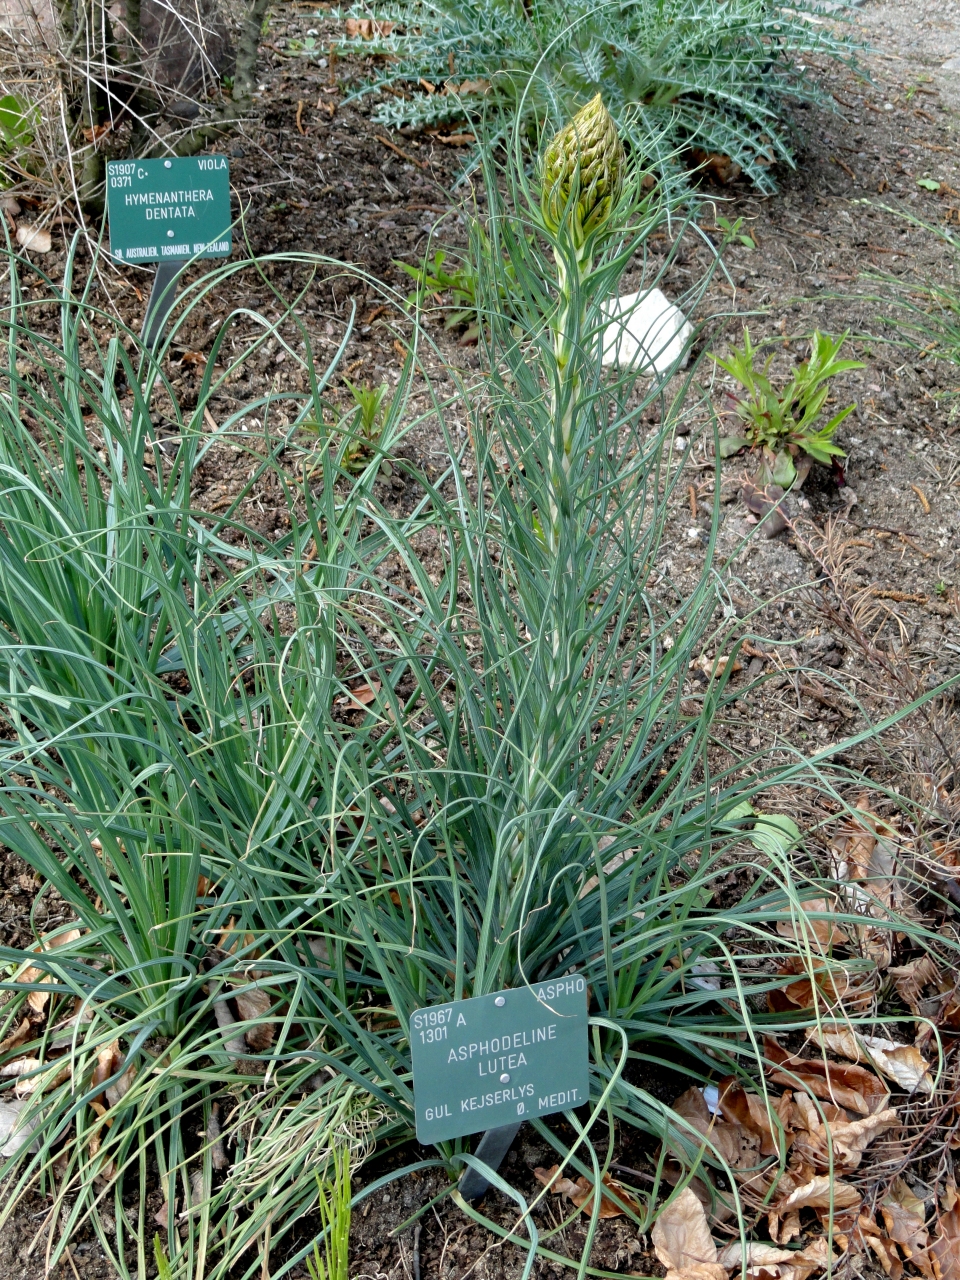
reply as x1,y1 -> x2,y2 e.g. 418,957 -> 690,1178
411,976 -> 589,1144
105,156 -> 231,264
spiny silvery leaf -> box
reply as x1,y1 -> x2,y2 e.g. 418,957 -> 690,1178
540,94 -> 625,240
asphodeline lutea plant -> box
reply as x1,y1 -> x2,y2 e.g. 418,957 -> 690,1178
538,93 -> 624,551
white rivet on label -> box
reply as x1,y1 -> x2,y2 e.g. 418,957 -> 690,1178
164,159 -> 172,168
167,230 -> 174,237
494,996 -> 505,1007
499,1072 -> 510,1083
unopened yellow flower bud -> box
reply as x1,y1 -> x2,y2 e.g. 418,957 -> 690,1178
541,95 -> 624,240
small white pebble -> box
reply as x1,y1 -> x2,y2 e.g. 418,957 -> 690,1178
883,102 -> 894,110
685,526 -> 700,540
674,437 -> 686,452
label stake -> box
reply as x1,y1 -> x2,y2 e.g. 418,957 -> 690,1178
459,1122 -> 522,1202
141,258 -> 186,351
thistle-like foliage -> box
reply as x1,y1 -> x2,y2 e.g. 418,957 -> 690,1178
341,0 -> 860,191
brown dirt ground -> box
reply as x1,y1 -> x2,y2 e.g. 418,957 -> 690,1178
3,0 -> 960,1275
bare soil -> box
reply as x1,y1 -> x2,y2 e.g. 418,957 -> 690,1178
3,0 -> 960,1275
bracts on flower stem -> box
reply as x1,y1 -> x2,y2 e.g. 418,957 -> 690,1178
538,94 -> 625,553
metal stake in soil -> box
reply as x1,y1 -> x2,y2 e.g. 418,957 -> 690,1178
141,259 -> 187,351
459,1123 -> 522,1201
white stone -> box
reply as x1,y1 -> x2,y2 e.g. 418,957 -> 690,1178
600,287 -> 692,376
937,58 -> 960,112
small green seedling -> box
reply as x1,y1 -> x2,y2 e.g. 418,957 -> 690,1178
302,379 -> 394,475
396,249 -> 484,341
711,328 -> 863,488
307,1145 -> 351,1280
715,214 -> 755,249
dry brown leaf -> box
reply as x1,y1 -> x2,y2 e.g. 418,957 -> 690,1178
831,799 -> 906,921
693,653 -> 742,679
652,1187 -> 727,1280
863,1227 -> 903,1280
434,132 -> 477,145
445,78 -> 490,94
19,927 -> 82,1015
0,1057 -> 42,1079
0,1018 -> 32,1056
717,1077 -> 794,1158
791,1093 -> 899,1171
815,1025 -> 933,1095
719,1237 -> 836,1280
671,1086 -> 759,1170
767,956 -> 876,1018
234,986 -> 274,1052
104,1062 -> 137,1109
207,1102 -> 229,1170
344,17 -> 394,37
691,149 -> 742,184
933,1182 -> 960,1280
533,1164 -> 640,1218
776,1174 -> 861,1213
765,1037 -> 889,1116
888,956 -> 941,1016
775,898 -> 847,949
16,225 -> 52,253
336,679 -> 381,710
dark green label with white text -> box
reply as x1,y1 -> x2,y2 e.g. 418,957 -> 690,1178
410,977 -> 589,1144
106,155 -> 231,264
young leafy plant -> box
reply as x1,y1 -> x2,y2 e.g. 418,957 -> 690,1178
712,327 -> 862,488
0,93 -> 38,185
301,377 -> 396,473
396,249 -> 484,341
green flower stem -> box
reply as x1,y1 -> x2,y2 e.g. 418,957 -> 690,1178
540,95 -> 624,554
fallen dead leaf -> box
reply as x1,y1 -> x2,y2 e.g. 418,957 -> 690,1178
691,149 -> 742,184
15,225 -> 52,253
775,897 -> 847,949
718,1237 -> 836,1280
335,679 -> 381,711
344,17 -> 394,37
717,1077 -> 794,1158
234,986 -> 274,1052
765,1037 -> 889,1116
0,1018 -> 32,1055
19,927 -> 82,1015
533,1164 -> 641,1218
671,1085 -> 759,1171
767,956 -> 877,1020
815,1025 -> 933,1095
791,1092 -> 899,1171
740,481 -> 789,536
888,956 -> 941,1016
776,1173 -> 861,1213
651,1186 -> 727,1280
932,1181 -> 960,1280
693,653 -> 742,679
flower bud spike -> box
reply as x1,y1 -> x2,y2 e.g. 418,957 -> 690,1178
541,94 -> 625,242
